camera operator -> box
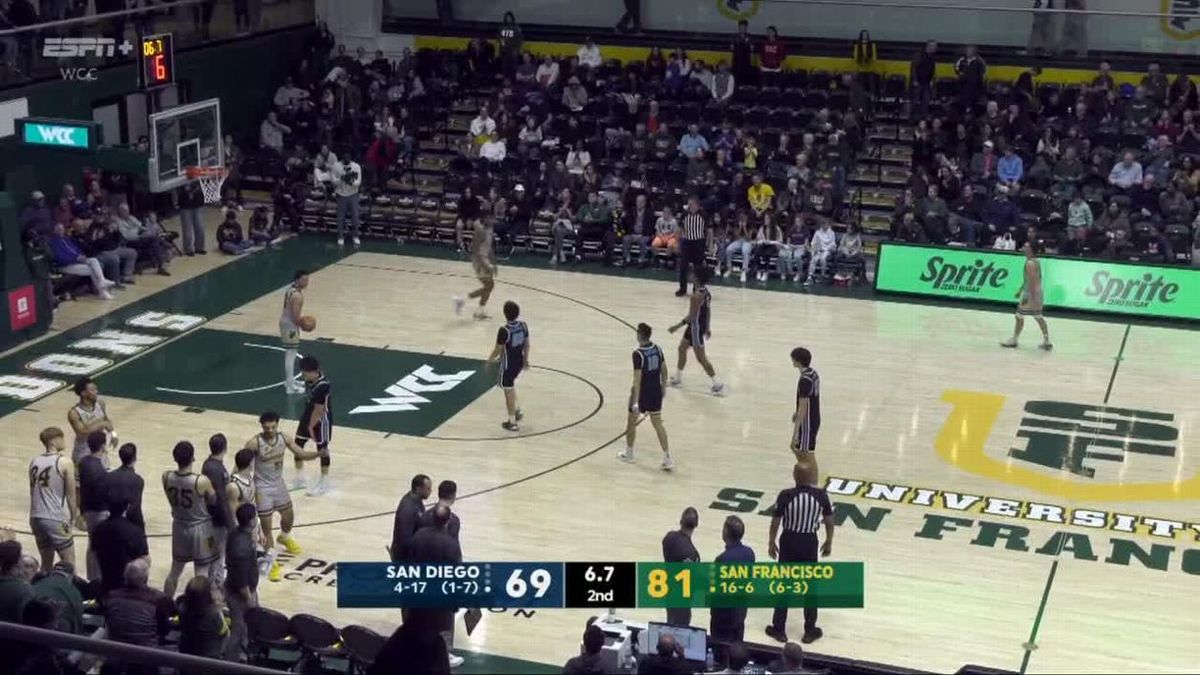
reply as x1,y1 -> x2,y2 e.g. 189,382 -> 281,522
331,155 -> 363,246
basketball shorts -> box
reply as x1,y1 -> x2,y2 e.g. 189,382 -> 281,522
794,423 -> 820,452
473,258 -> 495,283
1017,292 -> 1043,318
173,520 -> 219,565
30,517 -> 73,552
635,386 -> 664,414
500,354 -> 524,389
255,480 -> 292,516
279,318 -> 300,349
297,411 -> 332,447
682,323 -> 705,348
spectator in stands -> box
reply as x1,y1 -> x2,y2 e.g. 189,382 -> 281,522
709,61 -> 736,105
224,502 -> 258,662
113,202 -> 169,276
563,623 -> 606,675
747,173 -> 775,217
468,107 -> 495,156
1130,174 -> 1160,220
19,190 -> 55,244
837,224 -> 866,277
997,146 -> 1025,187
1027,0 -> 1056,56
498,12 -> 522,73
273,76 -> 310,109
31,560 -> 84,636
332,154 -> 363,247
0,539 -> 33,624
766,642 -> 808,674
919,183 -> 949,241
896,212 -> 927,243
970,140 -> 998,182
551,198 -> 576,265
259,111 -> 291,154
217,210 -> 256,255
103,558 -> 173,670
910,40 -> 937,120
722,210 -> 754,282
566,141 -> 592,176
759,26 -> 786,86
177,182 -> 207,255
48,222 -> 114,300
621,193 -> 654,267
807,220 -> 837,285
637,633 -> 690,675
577,36 -> 602,70
563,76 -> 589,112
480,131 -> 507,164
678,124 -> 710,163
178,576 -> 227,671
1160,181 -> 1194,224
646,204 -> 679,266
1095,200 -> 1131,237
713,642 -> 760,673
84,213 -> 138,287
12,596 -> 67,675
1108,151 -> 1143,191
777,214 -> 809,282
536,55 -> 560,89
576,190 -> 614,264
664,49 -> 691,97
364,130 -> 399,191
954,45 -> 987,109
982,186 -> 1021,243
1066,191 -> 1094,236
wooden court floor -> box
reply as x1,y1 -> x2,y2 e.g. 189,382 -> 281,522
0,239 -> 1197,674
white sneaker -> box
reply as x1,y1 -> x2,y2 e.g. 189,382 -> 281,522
668,374 -> 682,388
722,267 -> 731,278
291,476 -> 307,491
353,237 -> 361,246
101,279 -> 116,289
804,276 -> 814,286
740,269 -> 747,283
453,296 -> 464,315
710,381 -> 725,396
617,448 -> 635,463
473,310 -> 489,320
661,454 -> 675,471
549,254 -> 559,265
336,237 -> 344,247
1000,338 -> 1018,348
793,272 -> 802,283
307,476 -> 329,496
99,290 -> 114,300
448,654 -> 464,669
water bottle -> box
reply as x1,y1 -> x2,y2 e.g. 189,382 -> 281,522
705,647 -> 715,671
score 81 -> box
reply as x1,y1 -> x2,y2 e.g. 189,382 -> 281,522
646,567 -> 692,599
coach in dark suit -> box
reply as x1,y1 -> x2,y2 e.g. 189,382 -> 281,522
710,515 -> 754,642
765,461 -> 834,645
661,507 -> 700,626
409,505 -> 463,664
104,444 -> 144,530
390,474 -> 431,562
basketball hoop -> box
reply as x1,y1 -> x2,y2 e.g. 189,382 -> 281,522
184,166 -> 229,204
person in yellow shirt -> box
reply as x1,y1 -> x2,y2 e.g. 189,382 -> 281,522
748,173 -> 776,216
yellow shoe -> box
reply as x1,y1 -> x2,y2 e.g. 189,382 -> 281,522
269,561 -> 283,582
277,533 -> 301,555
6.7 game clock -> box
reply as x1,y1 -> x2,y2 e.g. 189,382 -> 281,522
140,33 -> 176,89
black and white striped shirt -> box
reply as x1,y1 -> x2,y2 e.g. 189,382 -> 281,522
681,211 -> 707,241
774,486 -> 832,535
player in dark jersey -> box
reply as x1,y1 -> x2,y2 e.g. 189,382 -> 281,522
488,301 -> 530,432
790,347 -> 821,458
294,356 -> 333,496
618,323 -> 674,470
668,266 -> 724,395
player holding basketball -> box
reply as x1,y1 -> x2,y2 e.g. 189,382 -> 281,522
488,301 -> 529,432
454,216 -> 496,320
162,441 -> 218,599
618,323 -> 674,470
280,270 -> 310,394
1001,241 -> 1053,351
247,411 -> 317,582
790,347 -> 821,459
28,427 -> 78,572
668,267 -> 724,395
293,356 -> 334,495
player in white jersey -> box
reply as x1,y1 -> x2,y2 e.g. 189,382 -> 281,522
162,441 -> 218,599
28,427 -> 79,572
226,447 -> 269,573
67,377 -> 115,466
280,270 -> 310,394
247,411 -> 317,582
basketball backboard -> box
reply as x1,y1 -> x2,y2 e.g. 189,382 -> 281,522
148,98 -> 222,193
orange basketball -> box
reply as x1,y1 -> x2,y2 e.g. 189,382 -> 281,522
299,316 -> 317,332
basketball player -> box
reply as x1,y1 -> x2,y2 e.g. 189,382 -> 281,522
280,270 -> 309,394
247,411 -> 317,582
790,347 -> 821,459
1001,241 -> 1053,351
226,448 -> 269,571
618,323 -> 674,470
28,427 -> 78,572
487,301 -> 529,432
67,377 -> 115,467
454,216 -> 496,320
162,441 -> 218,599
293,356 -> 333,494
668,267 -> 724,395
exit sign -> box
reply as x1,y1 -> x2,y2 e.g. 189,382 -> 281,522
17,117 -> 99,151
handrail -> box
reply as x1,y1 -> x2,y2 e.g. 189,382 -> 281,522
0,0 -> 208,37
0,621 -> 284,674
746,0 -> 1187,20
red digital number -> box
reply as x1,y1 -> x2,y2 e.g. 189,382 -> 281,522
153,54 -> 167,82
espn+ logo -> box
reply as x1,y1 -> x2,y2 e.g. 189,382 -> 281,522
1086,271 -> 1179,308
918,256 -> 1009,293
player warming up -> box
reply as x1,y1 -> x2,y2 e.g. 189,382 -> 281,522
28,427 -> 78,572
226,448 -> 269,571
454,215 -> 497,320
162,441 -> 218,599
67,376 -> 115,467
293,356 -> 333,495
618,323 -> 674,470
790,347 -> 822,459
249,411 -> 318,582
280,270 -> 312,394
488,301 -> 529,432
1001,241 -> 1052,351
668,267 -> 724,395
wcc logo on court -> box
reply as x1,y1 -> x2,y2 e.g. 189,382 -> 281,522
1011,401 -> 1179,479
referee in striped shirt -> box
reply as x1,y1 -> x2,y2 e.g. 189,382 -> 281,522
765,461 -> 834,645
675,195 -> 710,297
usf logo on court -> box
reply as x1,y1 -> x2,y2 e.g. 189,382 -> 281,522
1011,401 -> 1179,479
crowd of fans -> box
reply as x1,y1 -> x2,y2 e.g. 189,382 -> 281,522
904,43 -> 1200,263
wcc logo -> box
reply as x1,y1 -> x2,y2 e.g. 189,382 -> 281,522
1010,401 -> 1179,479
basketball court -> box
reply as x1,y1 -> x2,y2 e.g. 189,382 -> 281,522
0,237 -> 1196,674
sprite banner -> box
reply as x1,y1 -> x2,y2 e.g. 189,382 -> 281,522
875,242 -> 1200,321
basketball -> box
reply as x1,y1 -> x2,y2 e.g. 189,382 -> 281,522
299,316 -> 317,332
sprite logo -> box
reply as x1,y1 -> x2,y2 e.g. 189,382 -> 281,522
1086,271 -> 1180,308
918,256 -> 1010,293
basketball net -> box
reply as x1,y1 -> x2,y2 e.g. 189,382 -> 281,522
184,166 -> 229,204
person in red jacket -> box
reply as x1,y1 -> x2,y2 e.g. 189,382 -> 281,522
759,25 -> 787,86
365,130 -> 399,191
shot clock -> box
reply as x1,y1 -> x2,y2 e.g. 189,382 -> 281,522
336,562 -> 863,609
140,33 -> 176,88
